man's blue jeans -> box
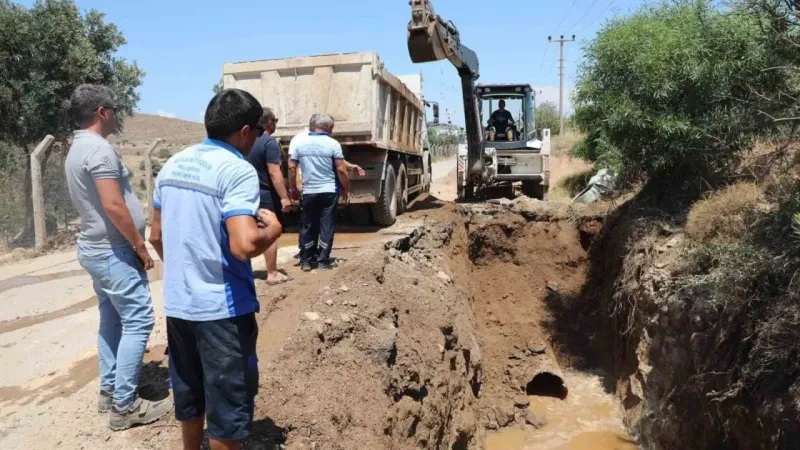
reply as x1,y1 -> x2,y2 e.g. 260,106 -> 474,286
77,245 -> 155,409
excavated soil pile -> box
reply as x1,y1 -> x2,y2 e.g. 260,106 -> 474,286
252,199 -> 606,450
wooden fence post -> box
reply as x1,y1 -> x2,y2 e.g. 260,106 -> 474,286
145,139 -> 162,222
31,135 -> 56,252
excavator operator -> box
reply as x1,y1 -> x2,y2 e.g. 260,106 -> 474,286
488,100 -> 515,141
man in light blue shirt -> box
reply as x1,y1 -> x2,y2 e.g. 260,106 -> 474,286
288,113 -> 351,271
149,89 -> 282,450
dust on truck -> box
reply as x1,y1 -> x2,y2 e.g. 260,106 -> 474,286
222,52 -> 431,226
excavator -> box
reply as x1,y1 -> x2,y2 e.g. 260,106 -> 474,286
407,0 -> 551,200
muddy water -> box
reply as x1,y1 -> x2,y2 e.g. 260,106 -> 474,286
486,370 -> 638,450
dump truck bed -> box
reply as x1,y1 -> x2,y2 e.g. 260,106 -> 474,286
222,52 -> 424,155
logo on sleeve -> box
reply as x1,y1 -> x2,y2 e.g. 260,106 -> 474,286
100,156 -> 113,170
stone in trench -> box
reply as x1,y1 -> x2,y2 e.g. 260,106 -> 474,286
436,271 -> 452,284
340,313 -> 351,323
525,412 -> 546,428
546,281 -> 560,293
495,405 -> 515,427
527,341 -> 547,355
325,299 -> 333,306
304,312 -> 321,321
514,396 -> 530,408
340,285 -> 349,293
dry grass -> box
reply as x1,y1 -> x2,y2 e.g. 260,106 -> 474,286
686,182 -> 765,244
550,129 -> 581,157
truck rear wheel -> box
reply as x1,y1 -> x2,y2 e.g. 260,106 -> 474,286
370,164 -> 398,226
395,163 -> 408,214
521,180 -> 547,200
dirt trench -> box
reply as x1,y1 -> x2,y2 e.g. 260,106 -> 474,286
248,199 -> 621,450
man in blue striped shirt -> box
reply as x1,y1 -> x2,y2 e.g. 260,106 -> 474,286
288,113 -> 350,271
149,89 -> 282,450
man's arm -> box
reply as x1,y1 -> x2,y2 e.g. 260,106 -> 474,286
149,208 -> 164,261
88,145 -> 153,270
222,162 -> 282,260
96,179 -> 153,269
344,160 -> 366,176
335,159 -> 351,204
265,140 -> 291,212
226,211 -> 282,260
288,159 -> 300,201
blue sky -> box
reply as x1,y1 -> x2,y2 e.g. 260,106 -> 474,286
22,0 -> 650,125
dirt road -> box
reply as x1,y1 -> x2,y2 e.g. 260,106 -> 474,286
0,158 -> 456,448
0,155 -> 633,450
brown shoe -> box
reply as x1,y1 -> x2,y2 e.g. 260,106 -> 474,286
109,397 -> 172,431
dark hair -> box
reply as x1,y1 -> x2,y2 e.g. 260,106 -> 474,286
70,84 -> 115,125
259,107 -> 276,126
204,89 -> 262,140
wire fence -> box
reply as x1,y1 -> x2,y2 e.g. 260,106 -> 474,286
430,143 -> 458,161
0,141 -> 79,250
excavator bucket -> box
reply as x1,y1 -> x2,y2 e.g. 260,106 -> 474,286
407,0 -> 449,64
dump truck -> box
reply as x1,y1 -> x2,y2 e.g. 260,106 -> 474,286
222,52 -> 431,225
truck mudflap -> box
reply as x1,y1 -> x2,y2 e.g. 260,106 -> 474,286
344,148 -> 389,205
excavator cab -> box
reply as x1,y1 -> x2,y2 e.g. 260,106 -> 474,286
477,84 -> 536,145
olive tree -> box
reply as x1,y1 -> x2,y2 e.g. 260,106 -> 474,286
571,0 -> 789,183
0,0 -> 143,240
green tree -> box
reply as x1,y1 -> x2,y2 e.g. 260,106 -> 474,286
212,80 -> 223,95
0,0 -> 143,235
571,1 -> 788,183
534,101 -> 560,136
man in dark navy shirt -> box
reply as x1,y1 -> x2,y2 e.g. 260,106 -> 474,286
248,107 -> 292,285
488,100 -> 515,141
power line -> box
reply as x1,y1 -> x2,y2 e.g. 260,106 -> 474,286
567,0 -> 602,33
577,0 -> 618,33
555,0 -> 580,31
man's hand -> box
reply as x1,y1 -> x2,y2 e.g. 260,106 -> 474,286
341,191 -> 351,206
280,198 -> 292,213
257,208 -> 278,228
135,244 -> 155,271
352,165 -> 366,177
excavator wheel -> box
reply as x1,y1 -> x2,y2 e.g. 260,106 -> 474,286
370,163 -> 398,226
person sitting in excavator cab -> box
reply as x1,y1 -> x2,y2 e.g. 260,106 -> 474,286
488,100 -> 515,141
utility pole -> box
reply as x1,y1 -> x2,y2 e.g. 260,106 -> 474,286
548,34 -> 575,135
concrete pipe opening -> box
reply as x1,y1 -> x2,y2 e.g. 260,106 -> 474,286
526,372 -> 568,400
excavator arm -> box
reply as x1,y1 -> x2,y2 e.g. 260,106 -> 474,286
408,0 -> 483,198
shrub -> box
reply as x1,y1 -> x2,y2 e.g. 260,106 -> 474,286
571,1 -> 787,184
157,148 -> 171,159
138,160 -> 145,171
686,183 -> 764,244
535,101 -> 560,136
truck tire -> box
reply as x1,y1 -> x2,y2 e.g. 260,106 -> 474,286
522,180 -> 547,200
395,163 -> 408,214
370,164 -> 398,226
423,152 -> 431,193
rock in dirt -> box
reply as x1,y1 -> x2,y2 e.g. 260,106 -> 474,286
525,412 -> 547,428
340,285 -> 349,293
340,313 -> 351,323
511,197 -> 570,222
514,396 -> 531,408
495,405 -> 516,427
325,299 -> 333,306
546,281 -> 560,293
526,341 -> 547,355
487,198 -> 513,206
436,271 -> 452,284
303,311 -> 321,321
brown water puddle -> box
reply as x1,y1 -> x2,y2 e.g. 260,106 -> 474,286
0,344 -> 168,415
275,230 -> 381,250
0,263 -> 163,335
486,370 -> 638,450
0,269 -> 86,294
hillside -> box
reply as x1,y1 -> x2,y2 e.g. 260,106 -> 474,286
108,113 -> 206,153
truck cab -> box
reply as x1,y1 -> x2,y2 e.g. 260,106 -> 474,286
477,83 -> 551,199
